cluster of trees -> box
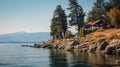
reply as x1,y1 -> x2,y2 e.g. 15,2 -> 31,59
87,0 -> 120,28
50,0 -> 120,39
50,0 -> 85,39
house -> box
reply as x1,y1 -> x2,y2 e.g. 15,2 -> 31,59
84,20 -> 107,33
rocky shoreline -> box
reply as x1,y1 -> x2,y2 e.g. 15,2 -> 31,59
25,38 -> 120,55
23,29 -> 120,55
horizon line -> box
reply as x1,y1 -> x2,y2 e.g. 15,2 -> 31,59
0,31 -> 50,35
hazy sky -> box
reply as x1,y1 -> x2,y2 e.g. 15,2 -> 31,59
0,0 -> 95,34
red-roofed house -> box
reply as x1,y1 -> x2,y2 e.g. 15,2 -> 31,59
84,20 -> 107,33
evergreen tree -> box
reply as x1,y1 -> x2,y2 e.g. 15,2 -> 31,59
54,5 -> 67,36
50,5 -> 67,39
104,0 -> 120,12
87,0 -> 105,22
67,0 -> 85,37
87,0 -> 120,28
50,17 -> 62,39
109,0 -> 120,9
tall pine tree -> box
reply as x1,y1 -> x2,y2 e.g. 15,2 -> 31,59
109,0 -> 120,9
54,5 -> 67,36
50,5 -> 67,39
50,17 -> 62,39
87,0 -> 105,22
67,0 -> 85,37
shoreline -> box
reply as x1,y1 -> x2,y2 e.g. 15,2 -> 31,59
20,29 -> 120,56
25,29 -> 120,55
30,38 -> 120,55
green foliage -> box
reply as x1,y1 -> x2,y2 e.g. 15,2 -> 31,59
50,0 -> 120,39
50,17 -> 62,39
54,5 -> 67,36
87,0 -> 105,22
87,0 -> 113,26
67,0 -> 85,35
109,0 -> 120,9
104,0 -> 120,13
50,5 -> 67,39
87,0 -> 120,28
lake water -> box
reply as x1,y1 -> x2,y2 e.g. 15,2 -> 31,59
0,43 -> 120,67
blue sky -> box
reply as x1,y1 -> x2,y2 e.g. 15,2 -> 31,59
0,0 -> 95,34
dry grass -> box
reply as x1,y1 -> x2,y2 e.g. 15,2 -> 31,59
49,29 -> 120,46
79,29 -> 120,43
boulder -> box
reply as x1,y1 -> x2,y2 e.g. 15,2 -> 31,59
96,41 -> 109,53
58,44 -> 66,49
58,40 -> 67,49
33,44 -> 41,48
100,41 -> 109,50
52,44 -> 58,49
64,40 -> 80,51
76,43 -> 88,52
71,40 -> 80,46
113,48 -> 120,54
105,39 -> 120,54
65,44 -> 73,51
64,41 -> 73,51
41,43 -> 50,48
105,46 -> 115,54
47,45 -> 53,49
80,48 -> 88,52
88,44 -> 97,52
78,44 -> 88,49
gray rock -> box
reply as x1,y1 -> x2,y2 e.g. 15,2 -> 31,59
65,40 -> 79,51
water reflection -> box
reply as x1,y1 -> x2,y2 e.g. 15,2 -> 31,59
88,53 -> 120,67
49,49 -> 120,67
49,49 -> 68,67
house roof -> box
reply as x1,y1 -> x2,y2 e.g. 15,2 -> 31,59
85,20 -> 106,28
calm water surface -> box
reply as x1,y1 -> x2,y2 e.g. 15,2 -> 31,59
0,43 -> 120,67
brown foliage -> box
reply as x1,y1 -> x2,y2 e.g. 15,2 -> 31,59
107,8 -> 120,28
79,29 -> 120,44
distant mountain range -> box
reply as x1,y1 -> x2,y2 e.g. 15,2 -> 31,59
0,32 -> 51,43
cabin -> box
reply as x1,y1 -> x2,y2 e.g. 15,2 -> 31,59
84,20 -> 107,33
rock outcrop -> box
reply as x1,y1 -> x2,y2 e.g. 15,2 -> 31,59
105,39 -> 120,54
30,38 -> 120,55
29,29 -> 120,55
